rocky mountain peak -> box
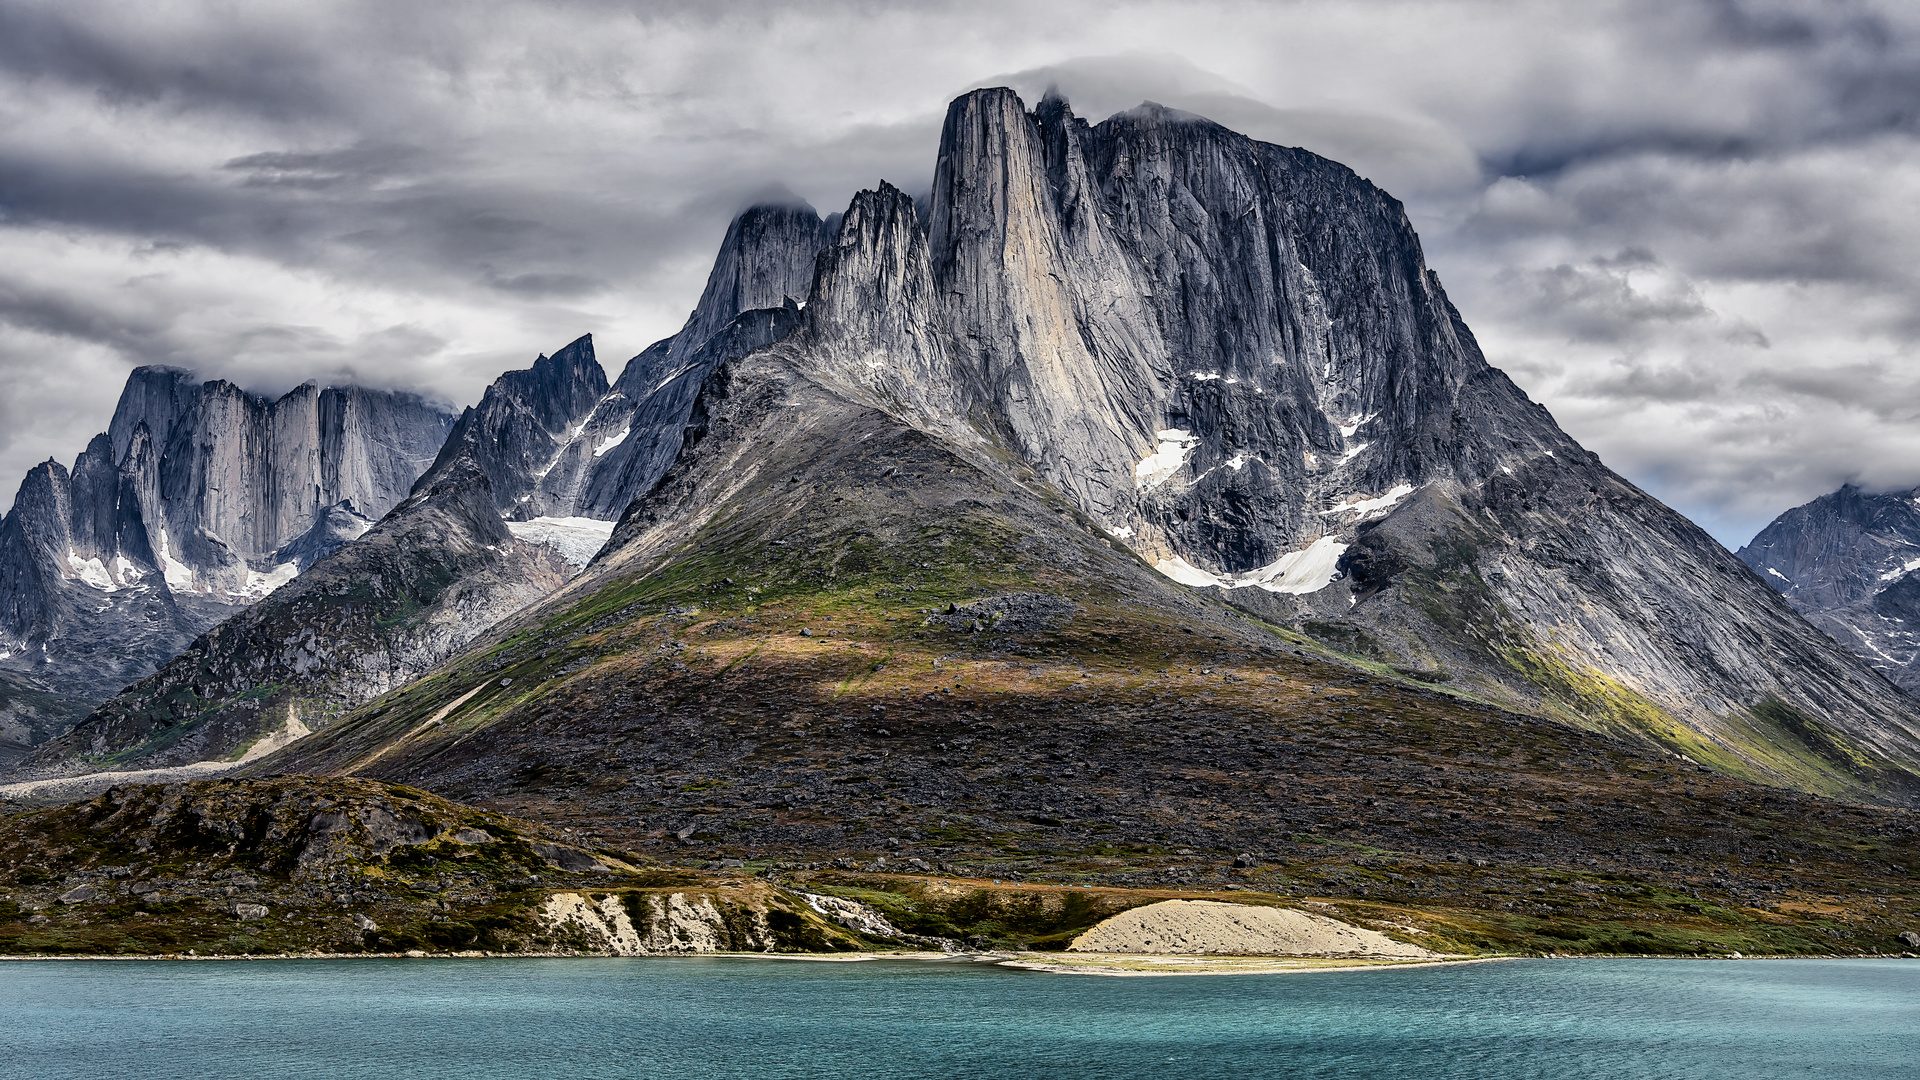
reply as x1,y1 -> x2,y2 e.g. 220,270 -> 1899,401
106,366 -> 198,465
501,335 -> 610,434
1735,483 -> 1920,693
1739,483 -> 1920,610
784,181 -> 968,432
672,200 -> 830,366
510,202 -> 831,523
615,86 -> 1920,800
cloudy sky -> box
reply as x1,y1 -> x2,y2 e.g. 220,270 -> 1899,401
1,0 -> 1916,547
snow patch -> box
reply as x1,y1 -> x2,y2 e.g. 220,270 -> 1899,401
240,561 -> 300,599
1154,556 -> 1225,588
1226,537 -> 1350,593
1768,567 -> 1793,584
506,516 -> 616,569
65,550 -> 115,591
1104,522 -> 1135,539
156,529 -> 195,592
1336,442 -> 1369,466
1337,413 -> 1374,439
1155,536 -> 1350,595
593,426 -> 631,457
1135,429 -> 1199,491
1324,484 -> 1415,517
1224,453 -> 1254,471
1187,371 -> 1222,381
1879,558 -> 1920,582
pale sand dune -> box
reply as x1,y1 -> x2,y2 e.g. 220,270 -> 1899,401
1067,899 -> 1436,958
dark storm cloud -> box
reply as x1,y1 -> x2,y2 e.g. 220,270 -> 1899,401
2,0 -> 1919,548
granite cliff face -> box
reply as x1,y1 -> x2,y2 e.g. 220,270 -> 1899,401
1738,484 -> 1920,693
0,374 -> 453,742
587,88 -> 1920,799
776,88 -> 1920,797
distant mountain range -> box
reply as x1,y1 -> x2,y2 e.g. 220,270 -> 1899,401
9,87 -> 1920,813
1739,484 -> 1920,695
0,375 -> 454,759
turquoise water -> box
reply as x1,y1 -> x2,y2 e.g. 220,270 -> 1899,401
1,957 -> 1914,1078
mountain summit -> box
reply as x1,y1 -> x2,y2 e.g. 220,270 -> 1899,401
667,86 -> 1920,800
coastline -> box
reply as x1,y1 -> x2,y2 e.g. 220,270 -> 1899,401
995,953 -> 1509,976
0,949 -> 1906,972
0,948 -> 1474,970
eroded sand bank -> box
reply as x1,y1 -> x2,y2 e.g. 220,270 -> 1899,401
1066,899 -> 1437,959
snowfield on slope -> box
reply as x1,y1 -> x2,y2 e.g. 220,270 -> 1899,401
1155,536 -> 1348,594
506,516 -> 616,568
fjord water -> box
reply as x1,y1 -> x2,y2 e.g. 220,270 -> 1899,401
2,958 -> 1913,1079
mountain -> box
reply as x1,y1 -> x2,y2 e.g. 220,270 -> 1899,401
412,203 -> 827,529
33,86 -> 1920,805
525,202 -> 828,522
1738,483 -> 1920,693
251,87 -> 1920,812
18,201 -> 831,776
0,374 -> 454,744
7,86 -> 1920,962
